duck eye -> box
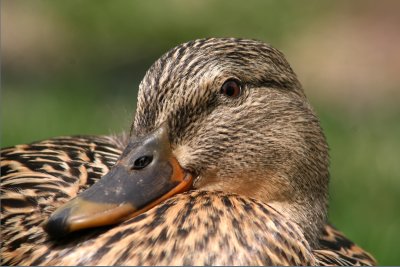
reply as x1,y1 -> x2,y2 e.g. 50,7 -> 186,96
220,79 -> 242,98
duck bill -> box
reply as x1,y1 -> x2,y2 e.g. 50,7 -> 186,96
44,125 -> 193,238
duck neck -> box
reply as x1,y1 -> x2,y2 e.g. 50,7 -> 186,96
269,193 -> 328,248
196,172 -> 328,248
250,169 -> 329,248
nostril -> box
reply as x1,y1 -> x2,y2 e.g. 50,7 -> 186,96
132,155 -> 153,170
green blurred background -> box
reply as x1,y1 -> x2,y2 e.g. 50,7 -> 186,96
2,0 -> 399,264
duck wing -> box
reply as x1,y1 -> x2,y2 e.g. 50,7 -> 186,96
315,224 -> 377,265
1,136 -> 123,265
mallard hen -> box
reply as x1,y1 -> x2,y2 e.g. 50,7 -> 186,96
1,38 -> 376,265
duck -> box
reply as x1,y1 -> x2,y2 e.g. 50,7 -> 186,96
0,38 -> 376,266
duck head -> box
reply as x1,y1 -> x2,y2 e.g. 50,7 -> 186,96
44,38 -> 329,247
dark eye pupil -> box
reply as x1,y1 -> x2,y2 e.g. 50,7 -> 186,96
221,79 -> 241,97
132,155 -> 153,170
225,85 -> 236,96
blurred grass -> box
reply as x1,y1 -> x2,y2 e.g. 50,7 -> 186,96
1,81 -> 137,145
2,0 -> 400,264
317,106 -> 400,264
